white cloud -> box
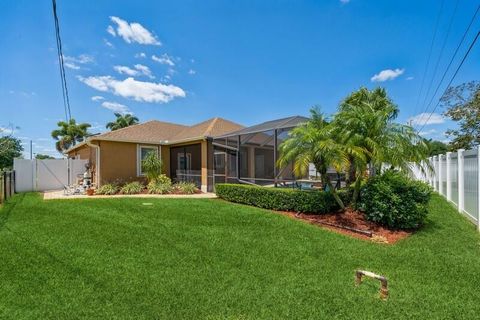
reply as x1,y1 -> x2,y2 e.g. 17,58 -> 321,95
113,64 -> 154,78
110,16 -> 160,45
91,95 -> 105,101
371,68 -> 404,82
101,101 -> 131,114
107,25 -> 116,37
406,76 -> 414,80
78,76 -> 186,103
135,52 -> 146,58
104,39 -> 114,47
188,69 -> 196,75
408,113 -> 445,125
63,54 -> 94,70
152,54 -> 175,66
114,65 -> 139,76
418,129 -> 437,136
0,127 -> 13,135
134,64 -> 154,79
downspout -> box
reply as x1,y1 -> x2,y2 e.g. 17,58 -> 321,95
86,139 -> 101,187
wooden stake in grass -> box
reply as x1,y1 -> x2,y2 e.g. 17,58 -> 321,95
355,270 -> 388,300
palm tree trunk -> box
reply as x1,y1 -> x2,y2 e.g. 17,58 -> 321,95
352,174 -> 363,209
322,173 -> 345,210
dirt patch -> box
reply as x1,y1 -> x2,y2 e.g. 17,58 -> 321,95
277,209 -> 412,244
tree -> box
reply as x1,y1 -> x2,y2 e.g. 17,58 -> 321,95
0,136 -> 23,170
142,152 -> 163,182
442,81 -> 480,150
106,113 -> 139,131
35,154 -> 55,160
278,108 -> 366,210
426,139 -> 448,156
51,119 -> 91,153
334,87 -> 429,206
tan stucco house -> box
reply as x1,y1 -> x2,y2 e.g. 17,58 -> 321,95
66,116 -> 307,192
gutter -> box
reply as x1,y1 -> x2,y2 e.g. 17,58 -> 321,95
86,139 -> 101,187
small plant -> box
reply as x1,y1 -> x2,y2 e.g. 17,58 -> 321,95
147,180 -> 172,194
95,183 -> 119,195
120,181 -> 144,194
173,181 -> 198,194
142,152 -> 163,182
154,174 -> 171,185
359,170 -> 432,229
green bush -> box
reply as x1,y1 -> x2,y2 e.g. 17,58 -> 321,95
120,181 -> 144,194
142,152 -> 163,182
96,183 -> 119,195
174,182 -> 198,194
359,170 -> 432,229
215,184 -> 351,214
147,180 -> 172,194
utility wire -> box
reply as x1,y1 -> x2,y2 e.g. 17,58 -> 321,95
416,4 -> 480,130
417,30 -> 480,133
419,0 -> 460,114
52,0 -> 72,122
412,0 -> 445,117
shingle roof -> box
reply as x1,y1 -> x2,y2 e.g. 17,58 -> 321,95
214,115 -> 308,138
85,117 -> 244,145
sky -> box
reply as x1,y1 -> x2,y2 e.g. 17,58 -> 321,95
1,0 -> 480,157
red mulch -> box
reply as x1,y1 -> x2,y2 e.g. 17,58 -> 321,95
277,209 -> 412,244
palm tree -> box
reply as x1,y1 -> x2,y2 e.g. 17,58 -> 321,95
51,119 -> 91,153
334,87 -> 429,206
106,113 -> 139,131
278,108 -> 366,210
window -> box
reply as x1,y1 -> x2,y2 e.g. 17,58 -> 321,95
177,153 -> 192,172
137,145 -> 159,176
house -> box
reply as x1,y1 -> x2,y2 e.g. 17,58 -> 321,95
66,116 -> 308,192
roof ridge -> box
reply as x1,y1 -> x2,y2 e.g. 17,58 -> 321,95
204,117 -> 219,136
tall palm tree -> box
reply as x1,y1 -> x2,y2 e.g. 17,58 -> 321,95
334,87 -> 429,206
106,113 -> 139,131
278,108 -> 366,210
51,119 -> 91,153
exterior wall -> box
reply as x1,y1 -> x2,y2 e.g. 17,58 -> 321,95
161,145 -> 170,177
67,144 -> 98,184
97,140 -> 160,185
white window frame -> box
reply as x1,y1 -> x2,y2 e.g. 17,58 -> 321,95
137,145 -> 160,177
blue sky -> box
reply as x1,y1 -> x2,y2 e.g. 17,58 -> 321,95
1,0 -> 480,157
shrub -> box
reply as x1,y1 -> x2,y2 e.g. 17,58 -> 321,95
215,183 -> 351,214
96,183 -> 119,195
359,170 -> 432,229
120,181 -> 144,194
142,152 -> 163,182
154,174 -> 171,185
174,181 -> 198,194
147,180 -> 172,194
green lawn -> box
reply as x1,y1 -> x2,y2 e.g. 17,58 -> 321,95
1,193 -> 480,319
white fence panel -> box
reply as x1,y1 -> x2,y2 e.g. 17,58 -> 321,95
13,158 -> 88,192
412,147 -> 480,231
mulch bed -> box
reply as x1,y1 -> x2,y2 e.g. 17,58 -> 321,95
277,209 -> 412,244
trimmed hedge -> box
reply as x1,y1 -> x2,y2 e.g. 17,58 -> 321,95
215,183 -> 351,214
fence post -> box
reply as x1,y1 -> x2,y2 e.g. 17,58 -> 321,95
458,149 -> 465,214
446,152 -> 451,201
434,156 -> 438,191
477,147 -> 480,231
438,154 -> 443,195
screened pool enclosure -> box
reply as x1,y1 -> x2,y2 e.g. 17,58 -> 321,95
210,116 -> 340,189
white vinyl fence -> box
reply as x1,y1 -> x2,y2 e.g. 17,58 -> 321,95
411,148 -> 480,231
13,158 -> 88,192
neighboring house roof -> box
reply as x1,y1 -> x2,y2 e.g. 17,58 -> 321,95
214,115 -> 308,138
65,117 -> 244,153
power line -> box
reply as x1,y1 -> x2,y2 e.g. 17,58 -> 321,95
52,0 -> 72,122
412,0 -> 445,117
416,4 -> 480,130
417,30 -> 480,133
419,0 -> 460,113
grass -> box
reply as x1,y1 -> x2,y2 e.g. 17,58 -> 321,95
0,193 -> 480,319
